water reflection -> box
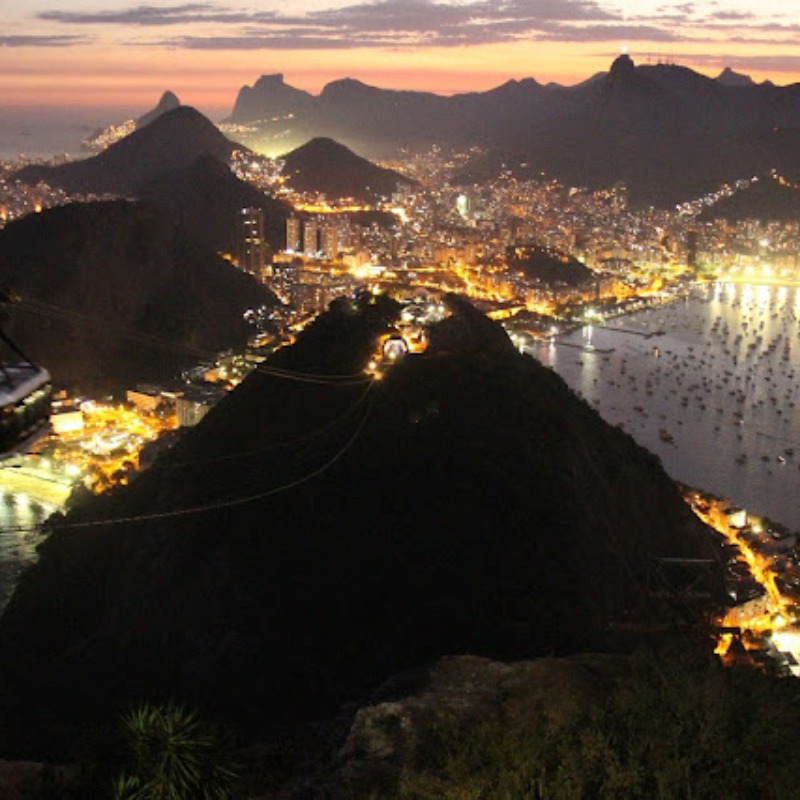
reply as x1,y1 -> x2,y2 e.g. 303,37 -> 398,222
0,485 -> 58,611
535,284 -> 800,530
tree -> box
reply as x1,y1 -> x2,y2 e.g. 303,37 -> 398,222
113,702 -> 240,800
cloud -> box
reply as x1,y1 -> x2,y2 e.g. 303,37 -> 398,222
0,35 -> 85,47
38,3 -> 268,26
535,23 -> 683,42
43,0 -> 778,51
679,53 -> 800,74
41,0 -> 624,48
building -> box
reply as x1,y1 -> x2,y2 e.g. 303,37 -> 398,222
238,207 -> 266,276
303,220 -> 319,256
176,384 -> 226,428
286,215 -> 302,252
322,223 -> 339,259
126,385 -> 163,413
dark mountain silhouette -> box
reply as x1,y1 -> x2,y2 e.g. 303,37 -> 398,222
229,73 -> 315,123
281,137 -> 415,200
716,67 -> 756,87
508,245 -> 594,286
699,174 -> 800,223
136,90 -> 181,129
228,57 -> 800,206
12,107 -> 240,195
0,293 -> 721,752
0,200 -> 275,389
138,153 -> 292,253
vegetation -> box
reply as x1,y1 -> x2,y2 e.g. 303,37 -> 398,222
390,651 -> 800,799
113,702 -> 240,800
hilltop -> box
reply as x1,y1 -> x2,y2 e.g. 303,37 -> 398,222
508,244 -> 595,287
12,107 -> 240,196
0,293 -> 721,753
136,90 -> 181,129
281,137 -> 415,201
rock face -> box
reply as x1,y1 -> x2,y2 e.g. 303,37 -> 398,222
0,200 -> 275,388
0,295 -> 721,751
280,137 -> 415,201
300,653 -> 627,797
12,107 -> 240,195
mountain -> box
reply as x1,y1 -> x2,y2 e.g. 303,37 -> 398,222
229,73 -> 315,123
716,67 -> 756,87
12,107 -> 240,195
0,200 -> 275,389
508,244 -> 594,286
280,137 -> 415,201
699,174 -> 800,223
0,293 -> 722,751
136,90 -> 181,129
227,58 -> 800,206
138,153 -> 292,252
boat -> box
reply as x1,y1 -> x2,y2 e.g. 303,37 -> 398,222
659,428 -> 674,443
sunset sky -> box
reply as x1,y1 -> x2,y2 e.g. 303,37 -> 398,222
2,0 -> 799,115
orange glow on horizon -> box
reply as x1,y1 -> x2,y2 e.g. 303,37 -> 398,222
1,36 -> 798,112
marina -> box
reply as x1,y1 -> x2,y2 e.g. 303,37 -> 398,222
534,282 -> 800,532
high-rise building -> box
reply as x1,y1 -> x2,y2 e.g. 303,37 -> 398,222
303,220 -> 319,256
322,223 -> 339,259
687,229 -> 699,268
286,215 -> 302,252
238,207 -> 266,276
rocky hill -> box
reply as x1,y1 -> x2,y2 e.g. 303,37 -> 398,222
699,174 -> 800,223
0,200 -> 275,389
281,137 -> 415,201
507,244 -> 594,287
12,107 -> 240,195
0,292 -> 722,753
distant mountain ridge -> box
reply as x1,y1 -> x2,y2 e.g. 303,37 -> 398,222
229,57 -> 800,206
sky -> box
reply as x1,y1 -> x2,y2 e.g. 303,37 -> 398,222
1,0 -> 799,115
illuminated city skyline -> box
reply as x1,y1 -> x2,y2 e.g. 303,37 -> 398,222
0,0 -> 799,114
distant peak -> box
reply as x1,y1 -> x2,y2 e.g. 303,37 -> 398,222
320,78 -> 372,96
716,67 -> 755,87
158,90 -> 180,106
136,90 -> 181,129
610,53 -> 636,76
296,136 -> 351,154
256,73 -> 285,85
